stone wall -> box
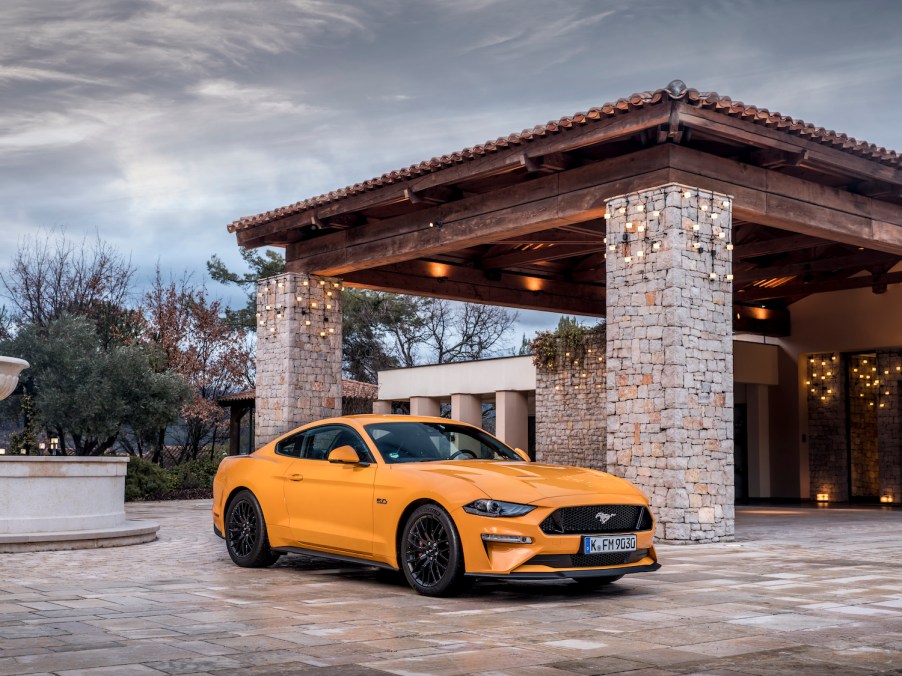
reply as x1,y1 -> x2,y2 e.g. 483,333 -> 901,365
255,273 -> 342,447
605,183 -> 734,543
877,349 -> 902,502
534,332 -> 606,469
806,353 -> 847,501
848,354 -> 879,497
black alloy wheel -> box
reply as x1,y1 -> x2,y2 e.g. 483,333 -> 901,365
225,490 -> 281,568
400,504 -> 466,596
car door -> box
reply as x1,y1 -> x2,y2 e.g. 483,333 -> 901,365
282,424 -> 376,555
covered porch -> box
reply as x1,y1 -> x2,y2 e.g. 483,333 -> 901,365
228,81 -> 902,542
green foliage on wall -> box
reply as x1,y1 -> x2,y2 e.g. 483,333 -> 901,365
530,317 -> 606,369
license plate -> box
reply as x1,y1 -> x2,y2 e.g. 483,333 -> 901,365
584,534 -> 637,554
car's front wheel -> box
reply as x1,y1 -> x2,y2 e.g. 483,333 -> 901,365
400,504 -> 466,596
225,490 -> 280,568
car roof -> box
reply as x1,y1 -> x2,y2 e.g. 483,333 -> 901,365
335,414 -> 470,425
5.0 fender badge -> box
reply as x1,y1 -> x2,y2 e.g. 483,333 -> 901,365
376,498 -> 388,505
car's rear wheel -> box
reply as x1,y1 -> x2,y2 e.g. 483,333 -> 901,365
225,490 -> 280,568
400,504 -> 466,596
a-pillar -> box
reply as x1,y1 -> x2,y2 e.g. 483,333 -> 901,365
410,397 -> 441,417
496,390 -> 528,451
255,272 -> 342,448
605,183 -> 734,543
452,393 -> 483,428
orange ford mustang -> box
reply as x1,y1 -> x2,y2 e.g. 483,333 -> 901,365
212,415 -> 660,596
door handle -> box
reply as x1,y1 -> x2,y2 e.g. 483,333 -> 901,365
289,473 -> 303,482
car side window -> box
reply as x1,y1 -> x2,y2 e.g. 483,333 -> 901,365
303,425 -> 372,462
276,432 -> 306,458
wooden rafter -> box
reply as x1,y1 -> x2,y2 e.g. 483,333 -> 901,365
733,251 -> 899,285
736,270 -> 902,302
339,260 -> 605,316
481,244 -> 605,270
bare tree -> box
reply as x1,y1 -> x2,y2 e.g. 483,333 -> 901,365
142,269 -> 253,462
0,231 -> 135,333
397,298 -> 518,366
0,307 -> 11,341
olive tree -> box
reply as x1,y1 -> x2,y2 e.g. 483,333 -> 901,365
1,317 -> 190,455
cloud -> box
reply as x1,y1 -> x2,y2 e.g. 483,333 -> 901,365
1,0 -> 901,353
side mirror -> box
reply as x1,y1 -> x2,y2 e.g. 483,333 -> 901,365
328,445 -> 363,465
513,447 -> 530,462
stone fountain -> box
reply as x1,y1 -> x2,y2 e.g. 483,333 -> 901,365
0,356 -> 159,552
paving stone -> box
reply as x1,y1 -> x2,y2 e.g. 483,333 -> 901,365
0,501 -> 900,675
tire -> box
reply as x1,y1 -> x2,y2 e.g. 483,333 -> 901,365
572,574 -> 623,589
225,490 -> 281,568
400,504 -> 466,597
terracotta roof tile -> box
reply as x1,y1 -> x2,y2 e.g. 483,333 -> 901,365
229,82 -> 900,233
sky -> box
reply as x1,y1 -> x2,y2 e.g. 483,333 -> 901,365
2,0 -> 901,343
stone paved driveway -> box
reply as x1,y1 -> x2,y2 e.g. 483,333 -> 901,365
1,502 -> 901,675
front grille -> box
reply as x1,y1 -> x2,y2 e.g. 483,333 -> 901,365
527,549 -> 648,569
540,505 -> 653,535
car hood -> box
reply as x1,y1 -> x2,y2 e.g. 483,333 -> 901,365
393,461 -> 644,503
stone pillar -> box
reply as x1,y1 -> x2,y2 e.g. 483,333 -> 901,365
255,273 -> 342,448
372,400 -> 392,415
452,393 -> 483,428
606,183 -> 734,543
410,396 -> 441,417
496,390 -> 529,451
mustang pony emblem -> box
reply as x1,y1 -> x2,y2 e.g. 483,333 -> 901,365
595,512 -> 616,524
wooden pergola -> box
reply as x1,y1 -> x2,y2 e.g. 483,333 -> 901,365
230,81 -> 902,336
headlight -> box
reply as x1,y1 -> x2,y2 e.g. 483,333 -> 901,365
463,499 -> 535,517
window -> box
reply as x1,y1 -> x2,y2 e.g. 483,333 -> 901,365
303,425 -> 372,462
364,421 -> 520,464
276,432 -> 306,458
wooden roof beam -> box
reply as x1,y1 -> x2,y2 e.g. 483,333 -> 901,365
341,260 -> 605,316
286,145 -> 675,276
481,244 -> 605,270
678,103 -> 902,187
733,251 -> 900,284
668,144 -> 902,255
492,230 -> 602,246
737,270 -> 902,301
749,148 -> 809,170
734,234 -> 829,259
237,105 -> 674,247
404,185 -> 461,205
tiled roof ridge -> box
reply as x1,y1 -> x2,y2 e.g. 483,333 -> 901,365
229,80 -> 900,232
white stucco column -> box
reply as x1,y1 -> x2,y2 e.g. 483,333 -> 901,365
496,390 -> 528,451
372,400 -> 392,415
452,393 -> 483,428
410,396 -> 441,417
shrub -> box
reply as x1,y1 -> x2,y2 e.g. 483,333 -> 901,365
170,458 -> 220,490
125,456 -> 176,501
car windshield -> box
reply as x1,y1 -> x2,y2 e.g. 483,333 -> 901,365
364,421 -> 522,464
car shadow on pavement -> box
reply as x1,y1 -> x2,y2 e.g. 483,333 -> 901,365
272,552 -> 642,601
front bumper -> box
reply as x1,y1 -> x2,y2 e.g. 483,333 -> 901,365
454,495 -> 659,578
468,562 -> 661,580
